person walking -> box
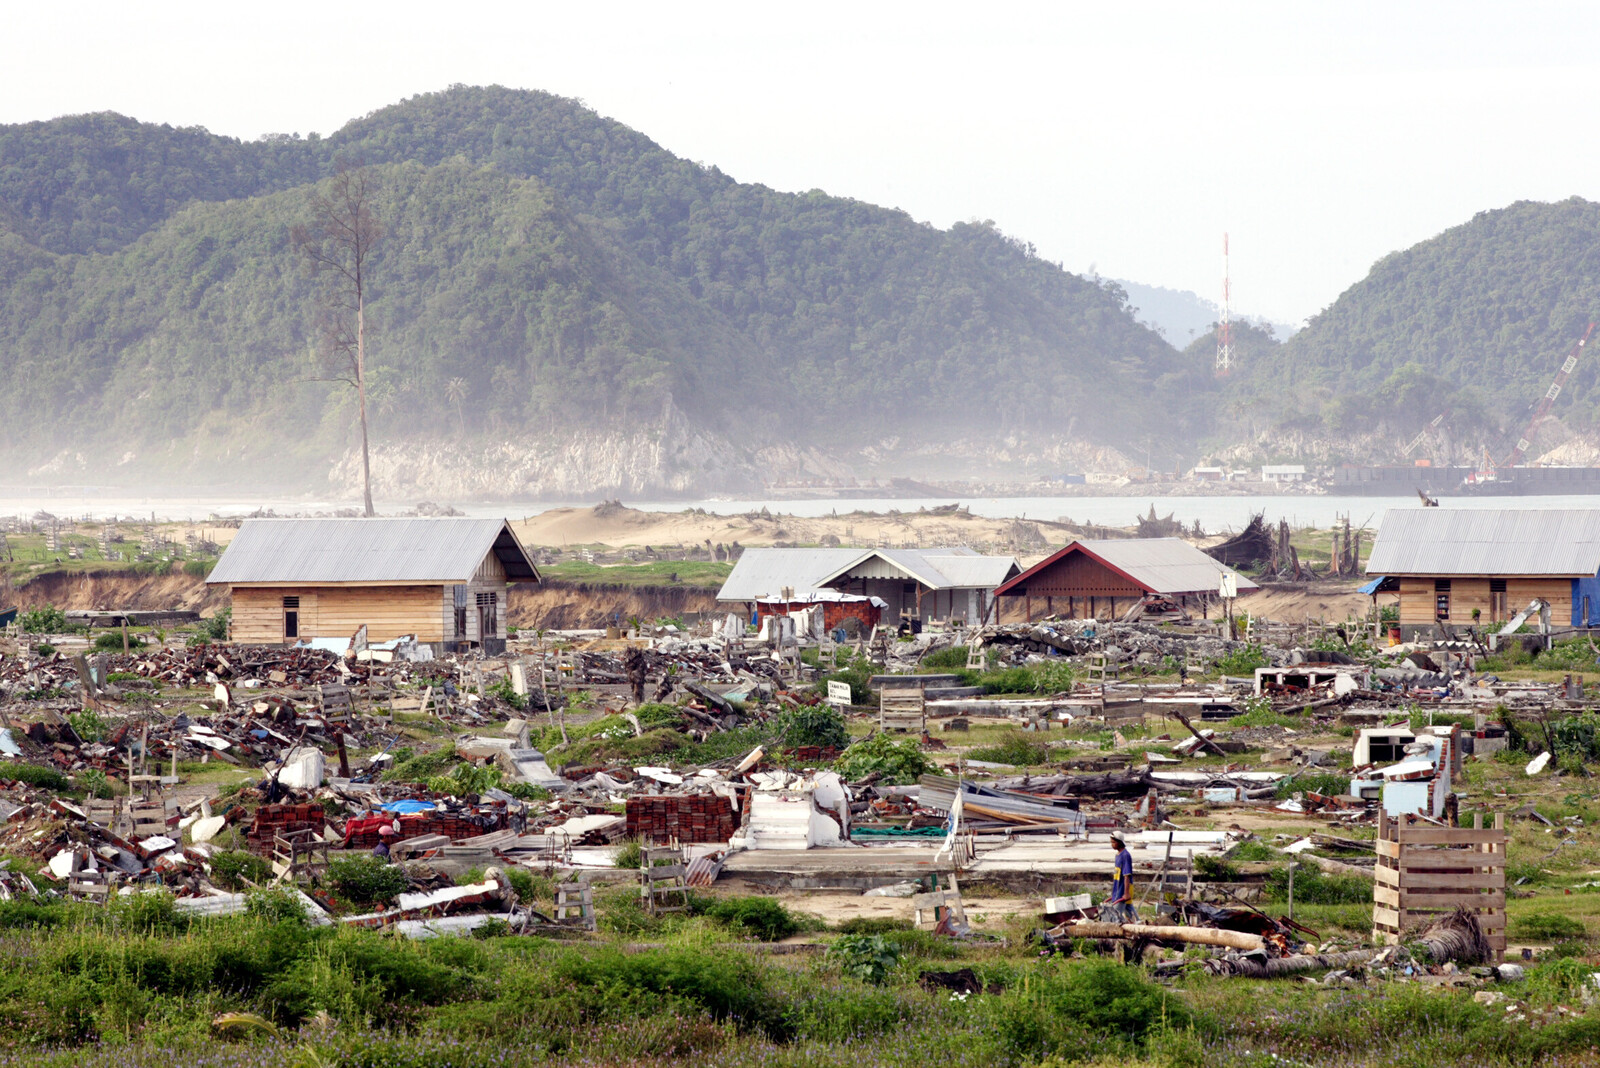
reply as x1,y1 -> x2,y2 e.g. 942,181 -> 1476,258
1104,832 -> 1137,923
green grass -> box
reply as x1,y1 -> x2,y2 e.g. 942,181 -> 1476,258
537,560 -> 733,587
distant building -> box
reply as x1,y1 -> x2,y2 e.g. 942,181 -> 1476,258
1365,508 -> 1600,627
1261,465 -> 1307,482
207,518 -> 540,653
1192,467 -> 1225,481
994,538 -> 1258,622
717,547 -> 1020,628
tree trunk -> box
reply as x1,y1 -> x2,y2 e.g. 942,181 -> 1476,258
1065,921 -> 1264,951
357,294 -> 374,517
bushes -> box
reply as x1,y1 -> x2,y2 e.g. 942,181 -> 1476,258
1215,645 -> 1270,675
828,934 -> 902,984
1263,864 -> 1373,904
188,608 -> 230,645
836,735 -> 933,784
966,732 -> 1051,766
211,850 -> 273,891
818,659 -> 875,705
328,857 -> 410,905
19,604 -> 67,634
772,704 -> 850,750
984,960 -> 1189,1062
0,764 -> 69,791
696,895 -> 800,941
1275,771 -> 1351,799
91,631 -> 145,652
1514,912 -> 1587,942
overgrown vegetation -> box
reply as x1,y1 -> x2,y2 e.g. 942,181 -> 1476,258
835,735 -> 934,784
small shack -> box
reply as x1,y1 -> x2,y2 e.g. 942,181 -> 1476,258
1364,508 -> 1600,629
993,538 -> 1258,622
717,547 -> 1020,629
207,517 -> 540,654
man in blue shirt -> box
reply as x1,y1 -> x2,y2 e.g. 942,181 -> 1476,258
1104,833 -> 1137,923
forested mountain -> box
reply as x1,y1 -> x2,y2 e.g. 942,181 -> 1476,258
0,86 -> 1202,489
1268,198 -> 1600,444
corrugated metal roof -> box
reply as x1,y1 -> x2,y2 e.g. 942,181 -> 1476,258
717,546 -> 1019,601
206,518 -> 539,585
717,548 -> 863,600
997,538 -> 1259,597
1365,508 -> 1600,576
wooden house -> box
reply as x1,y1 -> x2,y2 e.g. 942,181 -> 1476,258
1365,508 -> 1600,628
718,547 -> 1020,629
993,538 -> 1258,621
206,518 -> 540,652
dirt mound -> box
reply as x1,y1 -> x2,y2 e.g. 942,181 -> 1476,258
509,581 -> 720,630
10,569 -> 224,614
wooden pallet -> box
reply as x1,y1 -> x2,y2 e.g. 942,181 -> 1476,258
1373,810 -> 1505,959
879,688 -> 926,733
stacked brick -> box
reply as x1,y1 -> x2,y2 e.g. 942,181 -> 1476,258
342,809 -> 506,850
625,794 -> 738,844
247,803 -> 324,855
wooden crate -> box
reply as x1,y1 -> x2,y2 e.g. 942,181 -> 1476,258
1372,810 -> 1505,959
879,689 -> 926,733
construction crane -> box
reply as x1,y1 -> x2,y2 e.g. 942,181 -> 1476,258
1401,411 -> 1447,458
1502,322 -> 1596,468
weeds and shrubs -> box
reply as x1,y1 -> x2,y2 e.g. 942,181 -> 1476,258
426,761 -> 503,796
1513,912 -> 1587,941
67,710 -> 107,742
19,604 -> 68,634
817,658 -> 875,705
835,734 -> 933,784
327,856 -> 410,905
828,934 -> 902,984
211,850 -> 273,891
1215,645 -> 1270,675
1274,771 -> 1351,799
1228,696 -> 1300,729
771,704 -> 850,750
696,895 -> 801,941
0,763 -> 69,791
245,889 -> 309,924
188,608 -> 231,645
1262,863 -> 1373,904
383,743 -> 459,783
91,630 -> 145,652
966,732 -> 1051,765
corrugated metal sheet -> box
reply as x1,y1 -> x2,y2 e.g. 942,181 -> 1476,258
718,547 -> 1019,601
1366,508 -> 1600,576
207,518 -> 538,585
717,548 -> 863,600
1077,539 -> 1259,595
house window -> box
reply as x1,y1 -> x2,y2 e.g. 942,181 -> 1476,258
452,586 -> 469,638
1490,579 -> 1507,622
477,591 -> 498,641
1434,579 -> 1451,621
282,596 -> 299,640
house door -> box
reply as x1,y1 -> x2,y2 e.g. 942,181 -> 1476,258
1490,580 -> 1507,623
283,596 -> 299,641
1434,580 -> 1451,621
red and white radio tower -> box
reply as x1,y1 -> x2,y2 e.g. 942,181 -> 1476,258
1215,232 -> 1234,375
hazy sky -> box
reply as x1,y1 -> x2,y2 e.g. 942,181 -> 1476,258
4,1 -> 1596,323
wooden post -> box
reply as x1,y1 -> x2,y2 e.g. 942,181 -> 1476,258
1025,594 -> 1032,623
121,623 -> 129,654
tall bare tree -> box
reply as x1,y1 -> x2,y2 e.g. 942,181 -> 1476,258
292,162 -> 383,516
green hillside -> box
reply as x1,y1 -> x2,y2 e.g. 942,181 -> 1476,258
0,86 -> 1203,479
1267,198 -> 1600,441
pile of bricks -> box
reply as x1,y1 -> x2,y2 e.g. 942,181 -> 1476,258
625,794 -> 738,844
342,809 -> 506,850
247,803 -> 324,855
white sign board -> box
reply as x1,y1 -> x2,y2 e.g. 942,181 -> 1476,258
826,681 -> 852,707
1218,573 -> 1238,599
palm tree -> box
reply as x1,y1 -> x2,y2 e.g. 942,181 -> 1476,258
445,377 -> 467,438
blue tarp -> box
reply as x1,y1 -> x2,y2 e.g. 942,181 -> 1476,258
1357,576 -> 1387,595
379,800 -> 436,814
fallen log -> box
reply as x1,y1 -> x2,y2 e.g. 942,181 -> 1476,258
1171,709 -> 1227,758
1063,921 -> 1264,952
1201,905 -> 1489,978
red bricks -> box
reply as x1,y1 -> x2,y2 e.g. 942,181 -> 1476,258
625,795 -> 737,844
